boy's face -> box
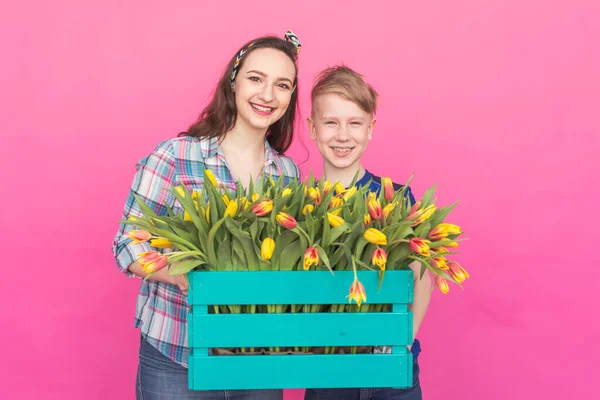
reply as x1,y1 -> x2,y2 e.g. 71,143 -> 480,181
308,93 -> 376,173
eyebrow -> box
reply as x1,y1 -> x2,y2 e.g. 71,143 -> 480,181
321,116 -> 366,121
245,70 -> 294,86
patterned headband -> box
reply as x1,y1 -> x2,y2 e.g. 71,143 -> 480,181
230,30 -> 302,90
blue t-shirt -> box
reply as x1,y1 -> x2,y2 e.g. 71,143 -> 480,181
354,169 -> 421,357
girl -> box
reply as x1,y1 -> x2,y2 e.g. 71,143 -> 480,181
112,31 -> 302,400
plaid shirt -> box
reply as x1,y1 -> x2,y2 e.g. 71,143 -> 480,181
112,136 -> 300,367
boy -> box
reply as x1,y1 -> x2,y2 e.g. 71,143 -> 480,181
305,66 -> 432,400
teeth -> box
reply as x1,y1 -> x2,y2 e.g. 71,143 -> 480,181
251,104 -> 274,112
332,147 -> 352,154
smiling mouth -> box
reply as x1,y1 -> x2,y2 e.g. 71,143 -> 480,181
250,103 -> 275,113
331,147 -> 354,155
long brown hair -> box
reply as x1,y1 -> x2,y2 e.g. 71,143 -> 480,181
179,35 -> 300,153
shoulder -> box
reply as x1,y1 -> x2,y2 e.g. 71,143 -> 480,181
276,153 -> 301,179
369,171 -> 416,204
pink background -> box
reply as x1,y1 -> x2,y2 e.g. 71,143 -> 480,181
2,1 -> 599,399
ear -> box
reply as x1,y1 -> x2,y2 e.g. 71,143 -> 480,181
368,117 -> 377,140
307,117 -> 316,140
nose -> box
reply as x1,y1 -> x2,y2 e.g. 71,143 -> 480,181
336,125 -> 350,141
258,84 -> 274,103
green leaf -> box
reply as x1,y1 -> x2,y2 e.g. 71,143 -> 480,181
387,243 -> 411,270
326,223 -> 351,247
206,217 -> 228,268
217,234 -> 232,270
428,201 -> 459,227
133,194 -> 159,219
279,239 -> 303,271
314,244 -> 334,274
352,255 -> 376,272
225,218 -> 259,271
414,221 -> 431,238
168,258 -> 206,275
419,185 -> 437,206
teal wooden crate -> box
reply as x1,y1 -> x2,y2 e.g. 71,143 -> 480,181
187,270 -> 414,390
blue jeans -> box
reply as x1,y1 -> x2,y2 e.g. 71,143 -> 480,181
303,357 -> 422,400
136,337 -> 283,399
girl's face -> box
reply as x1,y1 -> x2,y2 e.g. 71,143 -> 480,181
233,48 -> 296,135
308,93 -> 375,174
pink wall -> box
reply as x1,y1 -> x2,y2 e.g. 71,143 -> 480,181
2,1 -> 598,399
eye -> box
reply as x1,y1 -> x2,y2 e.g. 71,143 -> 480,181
248,76 -> 261,82
324,121 -> 337,125
351,121 -> 363,126
278,83 -> 291,90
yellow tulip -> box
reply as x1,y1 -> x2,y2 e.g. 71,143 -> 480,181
224,200 -> 239,218
364,228 -> 387,245
252,193 -> 260,202
327,213 -> 344,227
302,204 -> 314,215
334,182 -> 345,194
383,202 -> 397,219
261,238 -> 275,260
175,186 -> 186,198
150,238 -> 174,249
322,180 -> 332,194
281,188 -> 292,198
342,186 -> 357,201
222,194 -> 230,206
204,169 -> 217,187
363,214 -> 372,226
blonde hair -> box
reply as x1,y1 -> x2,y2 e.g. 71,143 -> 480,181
311,65 -> 378,115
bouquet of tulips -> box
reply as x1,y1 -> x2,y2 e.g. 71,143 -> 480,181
124,169 -> 469,303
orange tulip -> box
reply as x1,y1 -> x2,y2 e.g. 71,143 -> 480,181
251,200 -> 273,216
348,278 -> 367,307
382,177 -> 394,202
435,275 -> 449,294
322,180 -> 332,194
372,248 -> 387,271
138,251 -> 168,273
308,187 -> 321,205
430,257 -> 449,270
329,195 -> 343,215
276,212 -> 297,229
428,223 -> 462,240
448,260 -> 470,283
409,237 -> 431,257
128,230 -> 151,244
303,247 -> 320,270
368,197 -> 383,221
